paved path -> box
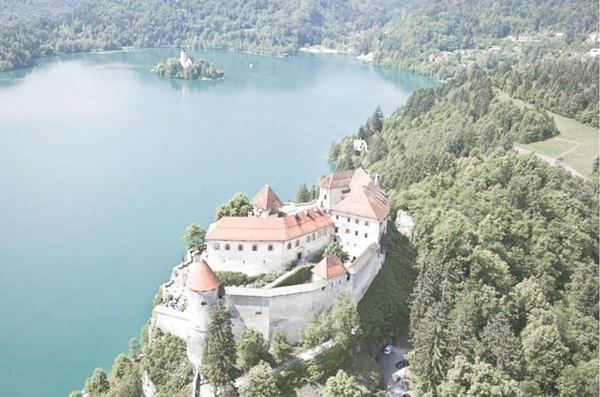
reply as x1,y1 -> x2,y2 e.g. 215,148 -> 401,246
512,145 -> 587,179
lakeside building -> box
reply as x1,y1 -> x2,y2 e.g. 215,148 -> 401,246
151,167 -> 390,368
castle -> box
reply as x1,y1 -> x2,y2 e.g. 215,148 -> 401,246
151,167 -> 389,368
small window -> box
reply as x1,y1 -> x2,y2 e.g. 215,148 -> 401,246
312,233 -> 315,241
287,242 -> 292,249
365,221 -> 369,226
201,302 -> 207,306
335,215 -> 339,220
324,194 -> 327,200
252,244 -> 257,251
317,231 -> 321,238
365,233 -> 368,238
225,244 -> 231,251
238,244 -> 243,251
347,217 -> 350,222
307,236 -> 311,243
335,227 -> 339,233
295,240 -> 299,247
355,231 -> 358,236
355,219 -> 359,224
268,244 -> 274,251
255,311 -> 262,315
214,243 -> 220,250
345,229 -> 350,234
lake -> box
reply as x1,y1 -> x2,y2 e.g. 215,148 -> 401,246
0,48 -> 435,396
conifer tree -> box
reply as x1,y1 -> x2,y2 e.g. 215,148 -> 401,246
203,299 -> 237,395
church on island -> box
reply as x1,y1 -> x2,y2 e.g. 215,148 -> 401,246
151,167 -> 390,370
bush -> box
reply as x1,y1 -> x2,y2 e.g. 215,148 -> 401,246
270,266 -> 312,288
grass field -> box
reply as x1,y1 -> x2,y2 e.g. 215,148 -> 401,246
497,91 -> 599,178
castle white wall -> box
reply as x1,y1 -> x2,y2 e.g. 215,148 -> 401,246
152,305 -> 189,340
205,225 -> 335,275
331,211 -> 385,259
319,187 -> 347,210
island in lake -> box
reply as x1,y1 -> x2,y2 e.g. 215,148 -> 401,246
152,49 -> 225,80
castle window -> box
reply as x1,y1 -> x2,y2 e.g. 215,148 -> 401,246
345,229 -> 350,234
238,244 -> 243,251
268,244 -> 274,251
307,236 -> 310,243
214,243 -> 220,250
252,244 -> 257,251
295,240 -> 299,247
287,242 -> 291,249
355,219 -> 359,224
255,311 -> 262,315
324,194 -> 327,200
365,221 -> 369,226
317,231 -> 321,238
335,227 -> 339,233
355,231 -> 358,236
347,217 -> 350,222
201,302 -> 207,306
225,244 -> 231,251
335,215 -> 339,220
365,233 -> 368,238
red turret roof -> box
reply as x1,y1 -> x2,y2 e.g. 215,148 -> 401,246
311,255 -> 347,279
185,259 -> 220,292
250,185 -> 284,212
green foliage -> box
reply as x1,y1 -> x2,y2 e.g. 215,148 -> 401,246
203,299 -> 237,393
180,222 -> 207,254
152,57 -> 224,80
270,266 -> 312,288
323,370 -> 364,397
215,271 -> 279,287
215,193 -> 253,220
299,291 -> 359,348
323,241 -> 349,263
111,353 -> 133,381
141,333 -> 193,396
557,359 -> 599,397
357,222 -> 416,348
128,337 -> 140,357
68,391 -> 83,397
84,368 -> 110,396
239,361 -> 280,397
269,331 -> 293,366
295,182 -> 319,203
437,355 -> 523,396
237,328 -> 271,373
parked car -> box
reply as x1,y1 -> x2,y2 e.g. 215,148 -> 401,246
395,359 -> 410,369
383,345 -> 394,355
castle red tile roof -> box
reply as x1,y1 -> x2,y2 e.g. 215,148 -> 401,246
318,169 -> 355,189
331,168 -> 390,222
250,185 -> 284,212
205,208 -> 333,242
311,255 -> 347,279
185,259 -> 221,292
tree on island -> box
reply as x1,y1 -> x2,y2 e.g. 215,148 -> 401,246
203,299 -> 238,395
152,57 -> 224,80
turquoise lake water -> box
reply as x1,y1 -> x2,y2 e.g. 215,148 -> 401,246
0,49 -> 435,396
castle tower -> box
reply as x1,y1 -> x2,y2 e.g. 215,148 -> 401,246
185,257 -> 221,367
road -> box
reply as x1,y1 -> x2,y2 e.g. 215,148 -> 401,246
378,346 -> 411,396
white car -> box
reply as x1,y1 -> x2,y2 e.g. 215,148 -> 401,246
383,345 -> 394,355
